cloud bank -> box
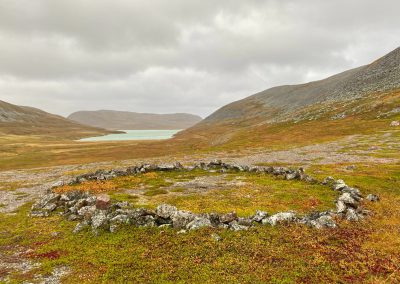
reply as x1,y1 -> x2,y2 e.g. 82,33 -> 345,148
0,0 -> 399,117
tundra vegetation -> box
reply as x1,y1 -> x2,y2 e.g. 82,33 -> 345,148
0,53 -> 399,282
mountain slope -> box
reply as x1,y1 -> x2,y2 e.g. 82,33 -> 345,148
0,100 -> 112,138
181,47 -> 400,142
68,110 -> 202,130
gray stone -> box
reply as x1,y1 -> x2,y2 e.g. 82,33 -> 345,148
51,181 -> 64,188
390,121 -> 399,127
156,204 -> 177,219
322,176 -> 335,186
43,203 -> 57,212
171,210 -> 196,229
252,210 -> 268,222
229,220 -> 249,231
309,215 -> 337,229
335,200 -> 347,213
219,212 -> 237,224
186,216 -> 212,230
338,192 -> 358,207
77,205 -> 97,219
263,212 -> 297,226
211,233 -> 222,241
73,221 -> 90,234
366,194 -> 380,202
346,208 -> 360,221
333,180 -> 347,191
91,210 -> 109,230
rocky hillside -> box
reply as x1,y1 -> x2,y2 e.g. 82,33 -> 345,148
189,47 -> 400,129
68,110 -> 202,130
0,100 -> 112,138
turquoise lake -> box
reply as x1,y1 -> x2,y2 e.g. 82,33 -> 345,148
79,129 -> 181,142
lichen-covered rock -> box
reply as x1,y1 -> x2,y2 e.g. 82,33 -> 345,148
73,221 -> 90,234
252,210 -> 268,222
229,220 -> 250,231
171,210 -> 196,229
337,192 -> 358,207
77,205 -> 97,220
333,180 -> 347,191
186,216 -> 212,230
345,208 -> 361,221
31,193 -> 60,210
91,210 -> 110,230
156,204 -> 177,219
219,212 -> 237,224
309,215 -> 337,229
263,212 -> 297,226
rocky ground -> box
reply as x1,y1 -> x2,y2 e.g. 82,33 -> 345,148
0,129 -> 399,283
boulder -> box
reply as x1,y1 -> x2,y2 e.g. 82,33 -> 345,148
155,204 -> 177,219
95,194 -> 110,210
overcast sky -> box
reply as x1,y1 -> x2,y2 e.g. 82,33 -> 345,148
0,0 -> 399,118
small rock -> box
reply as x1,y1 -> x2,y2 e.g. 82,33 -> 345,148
322,176 -> 335,186
95,194 -> 110,210
73,221 -> 90,234
51,181 -> 64,188
211,233 -> 222,241
366,194 -> 380,202
390,121 -> 399,127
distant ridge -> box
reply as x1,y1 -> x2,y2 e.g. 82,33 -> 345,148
182,47 -> 400,133
68,110 -> 202,130
0,100 -> 112,138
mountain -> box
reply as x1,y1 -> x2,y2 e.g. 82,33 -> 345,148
0,100 -> 113,138
68,110 -> 202,130
180,47 -> 400,142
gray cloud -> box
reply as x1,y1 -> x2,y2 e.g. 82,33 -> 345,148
0,0 -> 399,117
